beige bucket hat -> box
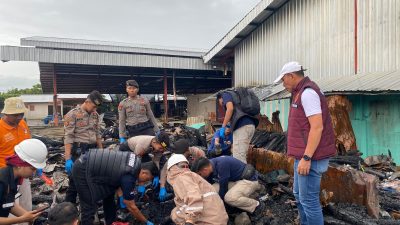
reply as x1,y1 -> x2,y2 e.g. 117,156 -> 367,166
1,97 -> 28,114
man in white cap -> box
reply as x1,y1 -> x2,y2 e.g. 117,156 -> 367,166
0,97 -> 33,225
274,62 -> 336,225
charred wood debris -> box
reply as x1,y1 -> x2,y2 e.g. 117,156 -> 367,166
30,113 -> 400,225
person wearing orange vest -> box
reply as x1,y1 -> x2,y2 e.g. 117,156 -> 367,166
0,97 -> 32,225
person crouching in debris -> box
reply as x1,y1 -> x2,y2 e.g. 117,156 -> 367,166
158,139 -> 205,201
119,131 -> 170,192
207,125 -> 233,158
63,90 -> 104,204
0,139 -> 48,224
118,80 -> 160,143
72,149 -> 159,225
192,156 -> 265,221
48,202 -> 79,225
167,154 -> 228,225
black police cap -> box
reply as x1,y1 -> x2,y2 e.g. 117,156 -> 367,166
126,80 -> 139,88
88,90 -> 103,106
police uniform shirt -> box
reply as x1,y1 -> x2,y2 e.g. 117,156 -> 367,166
64,106 -> 101,145
118,96 -> 159,138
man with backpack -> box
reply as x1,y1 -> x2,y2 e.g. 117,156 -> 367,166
217,88 -> 259,163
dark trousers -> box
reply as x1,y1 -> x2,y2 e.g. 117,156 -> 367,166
65,155 -> 78,203
65,174 -> 78,203
66,144 -> 96,203
127,126 -> 155,137
72,160 -> 117,225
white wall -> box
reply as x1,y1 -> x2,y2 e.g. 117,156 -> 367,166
25,103 -> 48,120
187,94 -> 215,119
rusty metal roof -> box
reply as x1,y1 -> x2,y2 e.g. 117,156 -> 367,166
265,70 -> 400,101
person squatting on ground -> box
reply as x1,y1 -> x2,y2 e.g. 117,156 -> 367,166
72,149 -> 159,225
158,139 -> 205,201
63,91 -> 104,204
118,131 -> 170,192
216,89 -> 259,163
0,97 -> 33,224
47,202 -> 79,225
167,154 -> 228,225
207,125 -> 233,158
274,61 -> 336,225
118,80 -> 159,142
0,139 -> 47,224
192,156 -> 265,220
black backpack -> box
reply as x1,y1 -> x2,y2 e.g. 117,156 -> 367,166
232,87 -> 260,116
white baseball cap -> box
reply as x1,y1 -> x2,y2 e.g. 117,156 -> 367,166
274,61 -> 307,84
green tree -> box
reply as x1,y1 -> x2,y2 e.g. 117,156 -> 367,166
0,83 -> 43,109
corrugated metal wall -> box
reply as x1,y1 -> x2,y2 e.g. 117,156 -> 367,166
357,0 -> 400,73
260,99 -> 290,130
261,95 -> 400,164
234,0 -> 400,86
348,95 -> 400,164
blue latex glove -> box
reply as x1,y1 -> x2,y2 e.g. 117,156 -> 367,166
36,169 -> 43,177
119,137 -> 126,144
159,187 -> 167,201
137,185 -> 145,197
65,159 -> 74,175
119,196 -> 126,209
152,176 -> 160,188
146,221 -> 154,225
219,127 -> 226,139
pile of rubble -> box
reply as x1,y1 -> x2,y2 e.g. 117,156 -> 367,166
251,130 -> 286,153
30,118 -> 400,225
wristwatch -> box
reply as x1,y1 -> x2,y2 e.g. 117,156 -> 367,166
302,155 -> 311,161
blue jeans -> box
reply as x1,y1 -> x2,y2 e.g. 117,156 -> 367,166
293,158 -> 329,225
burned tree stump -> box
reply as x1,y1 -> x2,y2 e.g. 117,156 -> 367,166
271,111 -> 283,133
256,115 -> 274,131
326,95 -> 357,151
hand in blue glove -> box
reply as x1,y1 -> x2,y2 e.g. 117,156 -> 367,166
65,159 -> 74,175
219,127 -> 226,139
159,187 -> 167,201
152,176 -> 159,188
119,196 -> 126,209
137,185 -> 146,197
36,169 -> 43,177
146,221 -> 154,225
119,137 -> 126,144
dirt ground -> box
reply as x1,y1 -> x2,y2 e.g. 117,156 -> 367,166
30,126 -> 65,140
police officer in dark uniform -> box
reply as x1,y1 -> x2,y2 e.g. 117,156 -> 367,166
63,91 -> 104,203
0,139 -> 47,224
72,149 -> 158,225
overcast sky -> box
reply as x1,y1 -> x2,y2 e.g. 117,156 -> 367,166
0,0 -> 260,92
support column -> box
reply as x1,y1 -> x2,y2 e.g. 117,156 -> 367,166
163,69 -> 168,123
52,65 -> 59,126
173,70 -> 177,108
